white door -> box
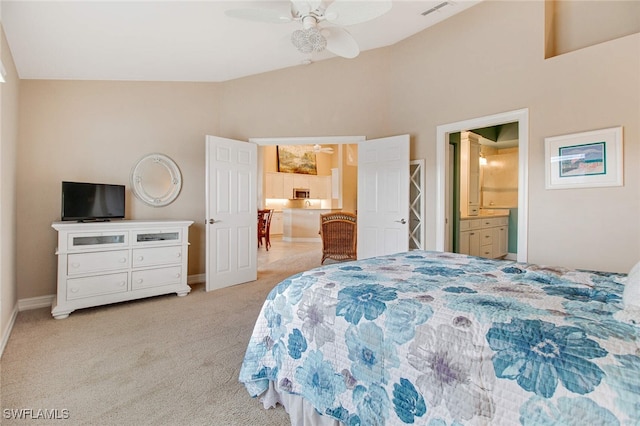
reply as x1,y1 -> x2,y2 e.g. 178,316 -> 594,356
205,135 -> 257,291
357,134 -> 410,259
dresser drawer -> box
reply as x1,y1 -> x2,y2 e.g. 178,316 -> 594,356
132,246 -> 183,268
131,266 -> 183,290
132,228 -> 183,246
67,231 -> 128,251
66,273 -> 128,300
67,250 -> 129,275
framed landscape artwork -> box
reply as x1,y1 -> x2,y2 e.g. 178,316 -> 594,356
277,145 -> 317,175
545,126 -> 623,189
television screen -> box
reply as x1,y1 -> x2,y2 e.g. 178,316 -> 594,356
61,181 -> 125,221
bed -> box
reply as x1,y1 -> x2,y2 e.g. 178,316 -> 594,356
239,251 -> 640,425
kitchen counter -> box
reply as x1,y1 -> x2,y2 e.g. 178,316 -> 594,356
282,208 -> 340,242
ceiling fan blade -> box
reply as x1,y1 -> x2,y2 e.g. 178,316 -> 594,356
313,144 -> 334,154
324,27 -> 360,59
325,0 -> 392,26
225,8 -> 292,24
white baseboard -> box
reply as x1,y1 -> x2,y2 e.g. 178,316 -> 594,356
18,295 -> 55,311
187,273 -> 205,285
0,304 -> 18,359
505,252 -> 517,261
16,273 -> 205,313
2,273 -> 205,356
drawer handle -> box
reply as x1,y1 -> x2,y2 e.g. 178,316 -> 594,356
119,281 -> 126,287
136,279 -> 143,284
176,253 -> 181,257
485,235 -> 490,239
70,287 -> 79,293
137,256 -> 144,261
119,258 -> 127,263
175,273 -> 181,278
470,232 -> 475,236
71,263 -> 80,269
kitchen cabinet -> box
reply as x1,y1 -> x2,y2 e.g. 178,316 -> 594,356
310,176 -> 331,199
265,172 -> 331,200
265,172 -> 285,198
293,174 -> 310,189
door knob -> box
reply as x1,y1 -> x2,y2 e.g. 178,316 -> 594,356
208,219 -> 217,224
396,218 -> 407,224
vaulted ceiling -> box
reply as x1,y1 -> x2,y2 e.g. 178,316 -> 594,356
1,1 -> 480,82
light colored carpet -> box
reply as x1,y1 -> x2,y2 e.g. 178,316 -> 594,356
1,239 -> 323,425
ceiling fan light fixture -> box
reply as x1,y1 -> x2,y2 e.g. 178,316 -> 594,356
291,27 -> 327,54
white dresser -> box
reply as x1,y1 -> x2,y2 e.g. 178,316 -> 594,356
51,220 -> 193,319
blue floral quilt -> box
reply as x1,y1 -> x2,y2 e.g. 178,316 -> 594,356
239,251 -> 640,425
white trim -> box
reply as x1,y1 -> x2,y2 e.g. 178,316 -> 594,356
18,295 -> 54,311
0,59 -> 6,83
187,273 -> 205,285
15,273 -> 204,314
249,136 -> 365,146
505,253 -> 517,261
409,159 -> 425,250
0,304 -> 18,358
436,108 -> 529,262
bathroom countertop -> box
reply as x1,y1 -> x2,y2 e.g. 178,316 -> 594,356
461,209 -> 510,219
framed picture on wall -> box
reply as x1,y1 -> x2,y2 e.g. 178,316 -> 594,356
545,126 -> 623,189
277,145 -> 317,175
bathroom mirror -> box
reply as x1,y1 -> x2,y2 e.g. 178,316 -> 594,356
130,153 -> 182,207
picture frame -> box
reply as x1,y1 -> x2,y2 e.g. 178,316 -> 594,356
277,145 -> 317,175
544,126 -> 623,189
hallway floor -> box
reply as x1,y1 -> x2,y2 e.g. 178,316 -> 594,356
257,235 -> 322,271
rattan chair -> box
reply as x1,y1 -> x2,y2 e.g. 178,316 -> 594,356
258,209 -> 273,251
320,212 -> 357,264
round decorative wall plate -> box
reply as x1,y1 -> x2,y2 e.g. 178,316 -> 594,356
130,153 -> 182,207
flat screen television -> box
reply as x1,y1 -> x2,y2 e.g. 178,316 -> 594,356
61,181 -> 125,222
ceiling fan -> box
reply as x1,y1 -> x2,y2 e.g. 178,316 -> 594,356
225,0 -> 392,59
312,144 -> 334,154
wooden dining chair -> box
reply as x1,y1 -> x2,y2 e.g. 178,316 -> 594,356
258,209 -> 274,251
319,212 -> 357,264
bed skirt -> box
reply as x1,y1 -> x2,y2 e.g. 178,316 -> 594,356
260,381 -> 342,426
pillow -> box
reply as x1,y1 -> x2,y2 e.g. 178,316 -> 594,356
614,261 -> 640,324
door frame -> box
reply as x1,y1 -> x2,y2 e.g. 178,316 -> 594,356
435,108 -> 529,262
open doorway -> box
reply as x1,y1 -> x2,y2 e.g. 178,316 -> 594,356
436,109 -> 529,263
252,137 -> 363,244
449,124 -> 519,259
250,136 -> 364,272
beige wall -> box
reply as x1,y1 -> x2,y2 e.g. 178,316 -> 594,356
1,25 -> 19,347
17,81 -> 221,298
386,0 -> 639,272
11,0 -> 640,301
262,145 -> 334,176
